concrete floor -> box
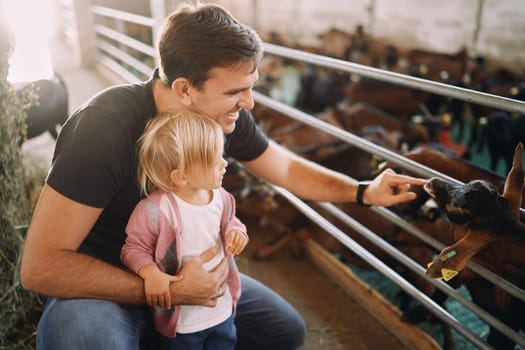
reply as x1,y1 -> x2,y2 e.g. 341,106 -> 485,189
239,218 -> 410,349
20,38 -> 412,350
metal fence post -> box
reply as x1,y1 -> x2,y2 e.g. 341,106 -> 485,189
69,0 -> 97,67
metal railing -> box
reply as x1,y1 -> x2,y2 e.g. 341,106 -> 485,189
254,91 -> 525,348
91,5 -> 157,82
264,43 -> 525,115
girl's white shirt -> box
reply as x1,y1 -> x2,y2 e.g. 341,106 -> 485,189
174,189 -> 232,334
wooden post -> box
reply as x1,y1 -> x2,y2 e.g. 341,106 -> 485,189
303,238 -> 442,350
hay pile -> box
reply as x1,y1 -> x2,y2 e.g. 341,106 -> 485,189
0,15 -> 43,350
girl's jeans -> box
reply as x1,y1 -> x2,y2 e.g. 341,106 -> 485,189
159,314 -> 235,350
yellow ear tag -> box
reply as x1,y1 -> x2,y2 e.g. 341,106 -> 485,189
441,268 -> 458,281
426,261 -> 443,280
263,195 -> 278,210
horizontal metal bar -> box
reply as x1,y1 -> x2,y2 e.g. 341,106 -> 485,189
320,202 -> 525,348
96,53 -> 142,83
97,40 -> 153,77
91,5 -> 155,27
325,197 -> 523,347
264,43 -> 525,115
94,24 -> 156,57
254,89 -> 525,344
253,90 -> 462,184
271,186 -> 493,350
253,91 -> 525,218
372,206 -> 525,303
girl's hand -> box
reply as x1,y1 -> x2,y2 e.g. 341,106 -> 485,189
139,264 -> 183,309
225,230 -> 249,256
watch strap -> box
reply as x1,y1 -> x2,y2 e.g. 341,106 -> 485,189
356,181 -> 371,207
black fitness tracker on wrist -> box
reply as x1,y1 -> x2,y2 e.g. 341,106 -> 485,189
356,181 -> 371,207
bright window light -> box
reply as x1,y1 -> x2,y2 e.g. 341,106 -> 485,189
3,0 -> 55,83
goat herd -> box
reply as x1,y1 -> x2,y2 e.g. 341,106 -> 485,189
223,27 -> 525,349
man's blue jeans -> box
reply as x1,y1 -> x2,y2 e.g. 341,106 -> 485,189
36,274 -> 306,350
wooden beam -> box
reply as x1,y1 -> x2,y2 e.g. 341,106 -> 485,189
303,238 -> 442,350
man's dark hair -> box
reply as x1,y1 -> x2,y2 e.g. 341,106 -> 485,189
157,3 -> 263,90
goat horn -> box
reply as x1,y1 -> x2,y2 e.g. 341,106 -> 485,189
503,142 -> 524,219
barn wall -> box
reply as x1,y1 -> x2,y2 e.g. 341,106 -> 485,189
372,0 -> 479,53
209,0 -> 525,71
477,0 -> 525,67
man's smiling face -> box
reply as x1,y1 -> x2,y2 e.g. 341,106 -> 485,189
187,62 -> 259,135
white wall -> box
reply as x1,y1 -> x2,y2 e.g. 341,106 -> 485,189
477,0 -> 525,67
372,0 -> 479,53
210,0 -> 525,71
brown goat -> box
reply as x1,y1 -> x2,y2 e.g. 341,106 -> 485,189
420,144 -> 525,349
424,143 -> 525,280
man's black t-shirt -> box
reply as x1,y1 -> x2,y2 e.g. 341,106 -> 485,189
46,71 -> 269,266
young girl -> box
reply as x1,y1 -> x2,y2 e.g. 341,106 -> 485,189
121,109 -> 249,349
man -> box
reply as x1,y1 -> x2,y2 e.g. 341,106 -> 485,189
21,3 -> 427,349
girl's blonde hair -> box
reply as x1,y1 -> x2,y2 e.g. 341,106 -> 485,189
137,109 -> 223,195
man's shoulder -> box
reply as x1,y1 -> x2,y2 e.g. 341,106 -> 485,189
66,80 -> 155,141
87,81 -> 153,112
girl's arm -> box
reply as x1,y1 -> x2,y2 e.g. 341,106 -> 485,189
138,264 -> 182,309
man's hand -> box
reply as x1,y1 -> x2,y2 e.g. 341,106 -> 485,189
364,168 -> 428,207
169,244 -> 228,307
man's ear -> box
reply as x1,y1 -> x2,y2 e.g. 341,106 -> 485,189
170,169 -> 187,186
171,78 -> 193,106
